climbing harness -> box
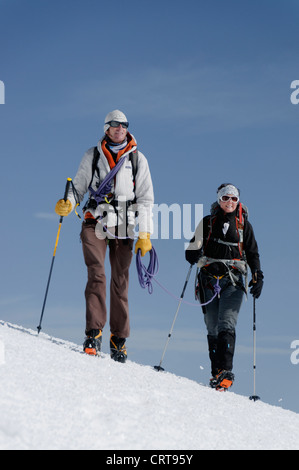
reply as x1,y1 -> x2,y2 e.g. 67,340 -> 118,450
196,256 -> 248,293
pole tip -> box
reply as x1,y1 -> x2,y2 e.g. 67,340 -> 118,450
154,365 -> 165,372
249,395 -> 261,402
67,177 -> 72,182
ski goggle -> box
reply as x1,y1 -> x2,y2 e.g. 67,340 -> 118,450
220,195 -> 239,203
107,120 -> 129,129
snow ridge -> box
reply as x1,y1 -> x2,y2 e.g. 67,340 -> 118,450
0,320 -> 299,450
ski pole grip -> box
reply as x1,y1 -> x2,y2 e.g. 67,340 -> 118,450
63,178 -> 72,202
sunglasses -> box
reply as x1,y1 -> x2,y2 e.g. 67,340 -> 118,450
108,120 -> 129,129
220,195 -> 239,203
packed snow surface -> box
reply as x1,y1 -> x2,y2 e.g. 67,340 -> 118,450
0,321 -> 299,450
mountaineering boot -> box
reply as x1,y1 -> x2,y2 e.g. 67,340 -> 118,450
83,329 -> 102,356
210,370 -> 235,391
209,330 -> 236,390
207,335 -> 219,377
110,334 -> 127,363
217,330 -> 236,371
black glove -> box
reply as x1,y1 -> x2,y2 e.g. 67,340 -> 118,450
249,270 -> 264,299
185,248 -> 201,266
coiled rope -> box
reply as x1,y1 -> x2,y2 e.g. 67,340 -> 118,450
136,247 -> 221,307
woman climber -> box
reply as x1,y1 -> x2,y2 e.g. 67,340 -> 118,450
185,183 -> 264,390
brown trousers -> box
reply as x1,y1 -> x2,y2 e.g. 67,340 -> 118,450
80,222 -> 133,338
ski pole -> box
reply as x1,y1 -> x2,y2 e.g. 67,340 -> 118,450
154,265 -> 193,371
249,297 -> 260,402
37,178 -> 72,334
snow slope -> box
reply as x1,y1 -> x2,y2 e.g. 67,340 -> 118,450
0,321 -> 299,451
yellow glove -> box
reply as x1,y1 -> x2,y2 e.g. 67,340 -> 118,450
135,232 -> 152,257
55,199 -> 72,217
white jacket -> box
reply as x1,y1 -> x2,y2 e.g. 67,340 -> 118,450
68,134 -> 154,234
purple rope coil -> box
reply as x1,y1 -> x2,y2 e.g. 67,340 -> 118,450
89,156 -> 127,204
136,247 -> 159,294
135,248 -> 221,307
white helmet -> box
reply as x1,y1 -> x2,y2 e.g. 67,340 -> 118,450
104,110 -> 128,133
217,184 -> 240,204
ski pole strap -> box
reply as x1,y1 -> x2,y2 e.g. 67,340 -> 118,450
57,178 -> 72,224
68,179 -> 82,220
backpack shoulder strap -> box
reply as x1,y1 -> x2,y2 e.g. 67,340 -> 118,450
87,146 -> 100,190
129,149 -> 138,186
92,146 -> 100,179
92,147 -> 138,183
203,214 -> 217,253
236,203 -> 249,258
89,146 -> 139,195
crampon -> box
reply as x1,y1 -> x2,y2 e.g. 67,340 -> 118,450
210,370 -> 235,391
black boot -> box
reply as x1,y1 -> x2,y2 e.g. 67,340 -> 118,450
207,335 -> 219,377
217,329 -> 236,371
212,370 -> 235,390
210,330 -> 236,390
83,329 -> 102,356
110,334 -> 127,363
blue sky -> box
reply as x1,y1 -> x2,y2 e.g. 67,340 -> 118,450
1,0 -> 299,415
